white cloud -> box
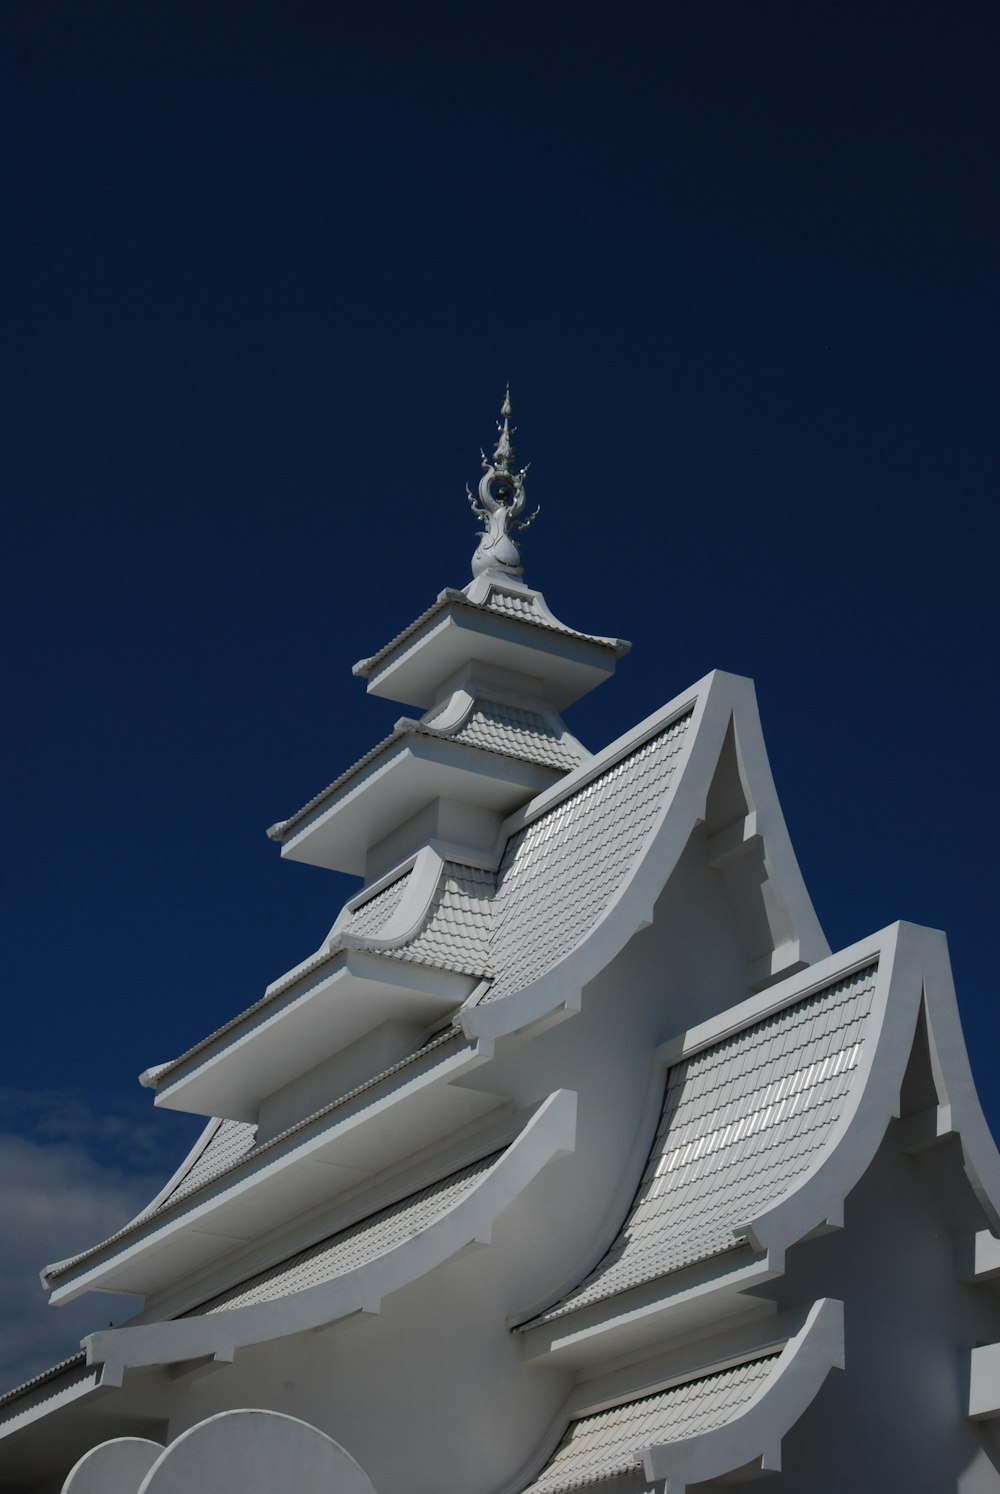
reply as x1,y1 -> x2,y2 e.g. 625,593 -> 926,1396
0,1091 -> 202,1392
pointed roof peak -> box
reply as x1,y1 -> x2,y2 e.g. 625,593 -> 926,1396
492,384 -> 515,473
467,388 -> 538,581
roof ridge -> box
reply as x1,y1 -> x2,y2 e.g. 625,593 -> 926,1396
151,712 -> 699,1092
0,1350 -> 90,1412
48,1029 -> 468,1282
187,1145 -> 506,1317
268,715 -> 574,846
352,588 -> 628,682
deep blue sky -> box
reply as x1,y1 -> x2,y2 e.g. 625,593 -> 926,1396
3,1 -> 998,1384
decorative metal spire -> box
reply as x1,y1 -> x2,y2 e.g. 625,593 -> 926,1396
492,385 -> 516,473
467,387 -> 539,579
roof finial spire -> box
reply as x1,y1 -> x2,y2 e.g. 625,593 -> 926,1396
492,384 -> 515,473
467,387 -> 539,581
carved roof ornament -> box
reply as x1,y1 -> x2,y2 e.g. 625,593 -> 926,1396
467,387 -> 539,580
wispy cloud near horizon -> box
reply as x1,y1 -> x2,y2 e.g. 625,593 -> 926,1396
0,1088 -> 202,1391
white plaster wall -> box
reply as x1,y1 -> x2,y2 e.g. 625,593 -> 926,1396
104,826 -> 767,1494
61,1437 -> 163,1494
137,1409 -> 377,1494
758,1130 -> 1000,1492
256,1018 -> 427,1143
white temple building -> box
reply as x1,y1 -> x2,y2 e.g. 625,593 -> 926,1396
4,394 -> 1000,1492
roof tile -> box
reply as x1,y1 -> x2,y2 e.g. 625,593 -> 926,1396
346,872 -> 412,936
390,862 -> 495,975
147,1118 -> 257,1215
524,1355 -> 778,1492
532,964 -> 878,1321
193,1150 -> 502,1313
450,700 -> 582,770
483,712 -> 692,1000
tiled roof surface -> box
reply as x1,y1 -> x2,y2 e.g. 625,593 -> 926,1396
0,1351 -> 90,1414
56,714 -> 693,1288
273,713 -> 568,845
193,1150 -> 502,1313
484,713 -> 693,1001
451,700 -> 582,770
143,1118 -> 258,1216
534,965 -> 877,1322
354,589 -> 628,679
524,1356 -> 778,1492
47,1032 -> 466,1282
481,589 -> 602,643
346,872 -> 412,937
392,861 -> 495,975
483,589 -> 541,620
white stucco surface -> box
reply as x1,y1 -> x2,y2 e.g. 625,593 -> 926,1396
7,516 -> 1000,1494
135,1410 -> 378,1494
61,1438 -> 163,1494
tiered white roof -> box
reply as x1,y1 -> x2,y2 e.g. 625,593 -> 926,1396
6,395 -> 1000,1494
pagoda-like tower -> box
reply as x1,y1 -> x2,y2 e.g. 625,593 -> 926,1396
4,396 -> 1000,1494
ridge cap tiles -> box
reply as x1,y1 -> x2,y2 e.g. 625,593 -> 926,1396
352,589 -> 628,681
45,1030 -> 467,1283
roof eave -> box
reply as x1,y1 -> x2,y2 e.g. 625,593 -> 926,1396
147,951 -> 477,1122
44,1034 -> 495,1304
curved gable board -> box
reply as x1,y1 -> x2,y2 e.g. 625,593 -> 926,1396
512,1300 -> 843,1494
643,1298 -> 844,1491
62,1437 -> 164,1494
912,924 -> 1000,1237
43,1118 -> 258,1284
82,1088 -> 577,1379
463,670 -> 829,1049
742,922 -> 1000,1267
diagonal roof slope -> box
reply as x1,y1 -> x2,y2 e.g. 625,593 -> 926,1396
191,1150 -> 503,1314
521,1299 -> 845,1494
524,1355 -> 779,1493
484,710 -> 693,1002
530,963 -> 877,1323
52,671 -> 831,1304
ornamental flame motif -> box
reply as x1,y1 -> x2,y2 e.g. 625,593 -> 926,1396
467,387 -> 539,578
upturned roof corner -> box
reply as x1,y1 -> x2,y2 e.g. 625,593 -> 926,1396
8,394 -> 1000,1494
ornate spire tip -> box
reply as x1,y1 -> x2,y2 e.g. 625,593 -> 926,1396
466,388 -> 539,581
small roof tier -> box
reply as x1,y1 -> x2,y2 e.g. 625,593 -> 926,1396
274,395 -> 624,877
353,576 -> 630,712
268,698 -> 584,875
353,390 -> 628,710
